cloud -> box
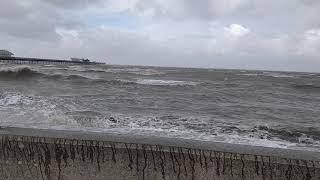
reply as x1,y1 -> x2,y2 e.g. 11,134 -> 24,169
55,28 -> 82,48
134,0 -> 250,20
298,29 -> 320,56
0,0 -> 31,20
224,24 -> 250,38
42,0 -> 104,9
0,0 -> 320,72
304,29 -> 320,41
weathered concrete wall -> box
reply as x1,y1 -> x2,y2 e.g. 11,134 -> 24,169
0,127 -> 319,180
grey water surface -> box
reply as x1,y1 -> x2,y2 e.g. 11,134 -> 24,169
0,63 -> 319,151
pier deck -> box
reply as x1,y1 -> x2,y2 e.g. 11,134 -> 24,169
0,56 -> 105,65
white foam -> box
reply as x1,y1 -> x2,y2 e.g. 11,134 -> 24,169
49,72 -> 102,81
69,66 -> 105,73
89,114 -> 320,151
240,72 -> 295,78
42,67 -> 68,71
0,93 -> 82,129
105,68 -> 164,76
240,73 -> 259,77
68,65 -> 87,72
136,79 -> 198,86
0,92 -> 32,106
66,66 -> 164,76
263,72 -> 295,78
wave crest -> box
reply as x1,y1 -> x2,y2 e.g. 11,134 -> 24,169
291,84 -> 320,91
253,125 -> 320,144
136,79 -> 198,86
0,67 -> 42,79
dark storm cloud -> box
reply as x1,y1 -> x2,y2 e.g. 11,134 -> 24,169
42,0 -> 104,9
0,1 -> 31,20
301,0 -> 320,5
0,0 -> 81,41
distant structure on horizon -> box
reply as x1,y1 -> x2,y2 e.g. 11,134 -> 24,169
0,50 -> 104,65
0,50 -> 14,57
71,57 -> 91,63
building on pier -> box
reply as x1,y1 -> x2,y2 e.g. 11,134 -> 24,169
71,58 -> 82,62
0,50 -> 14,57
71,57 -> 91,63
82,59 -> 90,62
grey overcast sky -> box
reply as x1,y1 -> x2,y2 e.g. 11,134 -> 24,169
1,0 -> 320,72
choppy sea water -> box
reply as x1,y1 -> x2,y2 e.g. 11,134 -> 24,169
0,63 -> 319,151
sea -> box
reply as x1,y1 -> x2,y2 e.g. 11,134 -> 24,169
0,63 -> 319,151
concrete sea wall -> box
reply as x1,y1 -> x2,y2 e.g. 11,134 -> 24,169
0,127 -> 319,180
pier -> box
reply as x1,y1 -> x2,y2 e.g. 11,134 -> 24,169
0,56 -> 105,65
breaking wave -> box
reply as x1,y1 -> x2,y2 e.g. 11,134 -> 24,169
250,125 -> 320,145
67,66 -> 165,76
0,66 -> 197,87
0,67 -> 42,79
0,67 -> 95,81
0,66 -> 102,82
104,68 -> 164,76
136,79 -> 198,86
292,84 -> 320,91
262,72 -> 295,78
240,72 -> 295,78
